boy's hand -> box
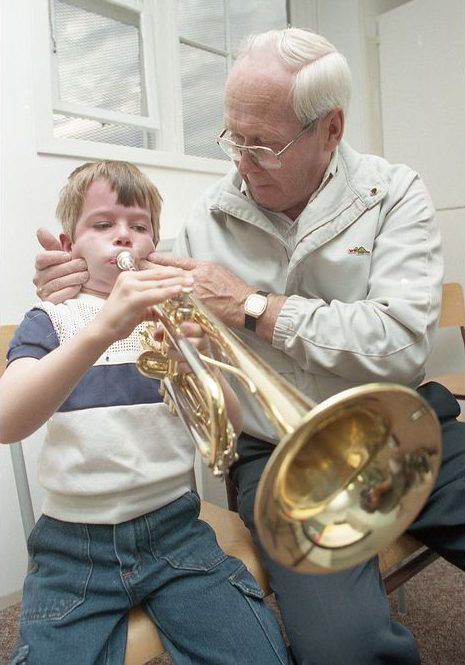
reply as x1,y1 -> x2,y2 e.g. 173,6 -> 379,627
91,267 -> 193,345
34,229 -> 89,304
154,321 -> 212,375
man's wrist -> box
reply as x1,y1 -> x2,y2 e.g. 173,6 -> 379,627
244,290 -> 270,332
254,294 -> 287,344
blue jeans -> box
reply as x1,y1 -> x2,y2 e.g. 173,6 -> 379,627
10,491 -> 290,665
229,382 -> 465,665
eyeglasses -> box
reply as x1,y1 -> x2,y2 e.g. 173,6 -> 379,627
216,122 -> 315,170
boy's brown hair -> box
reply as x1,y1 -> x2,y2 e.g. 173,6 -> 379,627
56,161 -> 162,242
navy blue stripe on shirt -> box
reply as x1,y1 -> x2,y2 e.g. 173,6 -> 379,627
8,308 -> 163,411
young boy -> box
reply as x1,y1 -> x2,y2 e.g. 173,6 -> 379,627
0,161 -> 289,665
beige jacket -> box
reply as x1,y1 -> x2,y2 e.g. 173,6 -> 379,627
173,142 -> 443,442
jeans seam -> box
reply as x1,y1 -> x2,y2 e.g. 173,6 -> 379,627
144,514 -> 158,561
235,590 -> 288,665
113,525 -> 135,606
52,524 -> 94,621
58,524 -> 94,621
228,566 -> 287,664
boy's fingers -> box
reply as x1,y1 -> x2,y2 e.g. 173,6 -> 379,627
178,321 -> 202,337
135,266 -> 191,281
36,228 -> 62,251
142,252 -> 197,271
118,272 -> 191,293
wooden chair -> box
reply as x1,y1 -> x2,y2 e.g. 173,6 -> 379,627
431,282 -> 465,399
0,324 -> 438,665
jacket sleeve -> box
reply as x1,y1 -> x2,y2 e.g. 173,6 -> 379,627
171,225 -> 192,259
272,175 -> 443,385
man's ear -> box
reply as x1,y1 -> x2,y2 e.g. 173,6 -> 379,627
325,109 -> 344,150
60,233 -> 73,252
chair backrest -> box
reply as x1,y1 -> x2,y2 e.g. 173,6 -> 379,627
439,283 -> 465,333
0,324 -> 37,544
0,324 -> 17,376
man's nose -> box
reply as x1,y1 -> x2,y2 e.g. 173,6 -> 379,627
237,148 -> 262,174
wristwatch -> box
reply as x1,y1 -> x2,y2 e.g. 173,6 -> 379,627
244,290 -> 270,332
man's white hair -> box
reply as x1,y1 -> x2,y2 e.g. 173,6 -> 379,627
236,28 -> 352,124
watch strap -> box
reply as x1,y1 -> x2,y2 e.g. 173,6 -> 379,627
244,290 -> 269,332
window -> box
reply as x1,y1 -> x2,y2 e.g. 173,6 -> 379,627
49,0 -> 157,148
35,0 -> 288,168
178,0 -> 289,160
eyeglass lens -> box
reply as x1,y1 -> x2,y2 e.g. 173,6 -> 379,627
218,139 -> 281,169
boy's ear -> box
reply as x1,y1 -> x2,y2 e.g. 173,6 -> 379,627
60,233 -> 73,252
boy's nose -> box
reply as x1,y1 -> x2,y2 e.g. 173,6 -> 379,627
114,236 -> 132,246
114,225 -> 132,246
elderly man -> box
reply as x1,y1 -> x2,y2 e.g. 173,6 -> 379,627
34,28 -> 464,665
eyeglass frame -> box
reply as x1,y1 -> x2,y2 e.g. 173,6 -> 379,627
216,120 -> 317,170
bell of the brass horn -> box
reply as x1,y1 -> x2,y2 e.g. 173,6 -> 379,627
177,299 -> 441,574
254,383 -> 441,574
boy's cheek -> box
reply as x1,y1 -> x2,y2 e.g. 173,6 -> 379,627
68,243 -> 81,259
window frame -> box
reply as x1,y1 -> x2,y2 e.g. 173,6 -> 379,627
32,0 -> 297,173
32,0 -> 229,174
49,0 -> 159,135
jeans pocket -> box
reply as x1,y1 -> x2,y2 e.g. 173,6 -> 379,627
153,494 -> 228,572
21,517 -> 92,623
228,564 -> 265,600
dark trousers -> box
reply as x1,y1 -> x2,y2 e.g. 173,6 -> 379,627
230,382 -> 465,665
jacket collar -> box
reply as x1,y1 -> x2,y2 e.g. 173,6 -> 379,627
210,141 -> 388,234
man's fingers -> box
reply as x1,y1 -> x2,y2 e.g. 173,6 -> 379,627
35,250 -> 71,271
34,256 -> 87,280
44,286 -> 84,305
36,228 -> 62,251
37,269 -> 89,298
142,252 -> 197,271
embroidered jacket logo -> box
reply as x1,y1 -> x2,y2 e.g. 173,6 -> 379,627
348,246 -> 371,255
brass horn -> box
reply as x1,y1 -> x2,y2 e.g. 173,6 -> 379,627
117,251 -> 441,573
116,250 -> 237,477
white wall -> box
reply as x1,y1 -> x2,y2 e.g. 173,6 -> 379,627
377,0 -> 465,379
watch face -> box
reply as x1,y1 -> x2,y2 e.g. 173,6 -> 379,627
245,293 -> 268,317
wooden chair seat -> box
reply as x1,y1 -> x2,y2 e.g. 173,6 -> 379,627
432,373 -> 465,401
125,501 -> 433,665
429,282 -> 465,400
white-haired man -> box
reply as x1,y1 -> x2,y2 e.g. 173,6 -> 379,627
34,28 -> 465,665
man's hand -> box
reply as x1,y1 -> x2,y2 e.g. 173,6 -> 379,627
141,252 -> 253,328
33,228 -> 89,304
